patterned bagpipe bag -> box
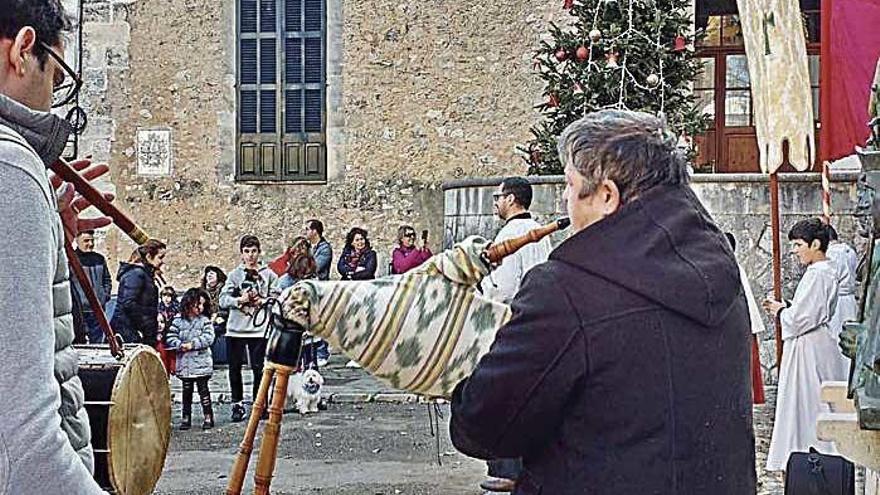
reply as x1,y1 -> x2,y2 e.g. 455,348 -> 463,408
280,236 -> 511,398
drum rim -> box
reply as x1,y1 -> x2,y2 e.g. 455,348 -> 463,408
104,344 -> 171,495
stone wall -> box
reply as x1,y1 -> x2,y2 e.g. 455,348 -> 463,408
76,0 -> 568,286
444,173 -> 863,382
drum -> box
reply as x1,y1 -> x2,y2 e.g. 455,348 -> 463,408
76,344 -> 171,494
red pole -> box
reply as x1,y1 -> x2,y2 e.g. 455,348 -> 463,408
770,172 -> 783,368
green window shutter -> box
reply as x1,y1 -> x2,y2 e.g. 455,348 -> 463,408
239,0 -> 325,182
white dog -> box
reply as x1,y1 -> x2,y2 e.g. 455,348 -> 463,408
288,368 -> 324,414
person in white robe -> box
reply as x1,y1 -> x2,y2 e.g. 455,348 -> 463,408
826,226 -> 859,346
726,232 -> 767,403
762,218 -> 849,472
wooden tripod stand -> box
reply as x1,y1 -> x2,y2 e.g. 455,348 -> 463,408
226,361 -> 296,495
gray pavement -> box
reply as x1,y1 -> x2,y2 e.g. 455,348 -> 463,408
154,353 -> 784,494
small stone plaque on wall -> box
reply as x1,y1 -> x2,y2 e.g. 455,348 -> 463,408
137,128 -> 172,176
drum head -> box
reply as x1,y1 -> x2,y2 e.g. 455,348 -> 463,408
107,345 -> 171,495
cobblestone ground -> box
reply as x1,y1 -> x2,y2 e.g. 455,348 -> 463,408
756,386 -> 784,495
154,355 -> 785,494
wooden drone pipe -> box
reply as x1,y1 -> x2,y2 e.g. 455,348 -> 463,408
484,217 -> 570,264
50,158 -> 151,245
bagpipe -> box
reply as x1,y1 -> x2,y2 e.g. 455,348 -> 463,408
52,158 -> 171,495
226,217 -> 570,495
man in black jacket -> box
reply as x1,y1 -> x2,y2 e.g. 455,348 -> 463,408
450,110 -> 756,495
71,229 -> 112,343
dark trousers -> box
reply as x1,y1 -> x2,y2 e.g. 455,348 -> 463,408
180,377 -> 212,418
227,337 -> 267,403
488,458 -> 522,480
83,312 -> 104,344
299,342 -> 319,371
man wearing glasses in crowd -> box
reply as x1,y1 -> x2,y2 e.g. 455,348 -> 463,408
477,176 -> 552,493
0,1 -> 108,492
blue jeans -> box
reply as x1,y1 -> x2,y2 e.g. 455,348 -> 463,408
83,312 -> 105,344
316,340 -> 330,361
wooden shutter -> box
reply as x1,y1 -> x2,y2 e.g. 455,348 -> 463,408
238,0 -> 325,181
281,0 -> 326,181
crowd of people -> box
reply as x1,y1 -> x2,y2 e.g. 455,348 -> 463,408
68,219 -> 436,427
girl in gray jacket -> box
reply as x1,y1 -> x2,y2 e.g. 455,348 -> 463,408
166,288 -> 216,430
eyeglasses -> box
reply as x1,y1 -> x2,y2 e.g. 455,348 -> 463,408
39,41 -> 82,108
403,232 -> 416,238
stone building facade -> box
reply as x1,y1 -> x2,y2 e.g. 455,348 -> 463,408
73,0 -> 568,284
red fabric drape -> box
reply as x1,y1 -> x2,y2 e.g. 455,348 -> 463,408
822,0 -> 880,162
751,335 -> 765,405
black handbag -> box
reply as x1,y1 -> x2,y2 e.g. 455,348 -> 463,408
784,447 -> 855,495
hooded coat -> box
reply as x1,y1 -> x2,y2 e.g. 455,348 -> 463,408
110,261 -> 159,345
450,185 -> 756,495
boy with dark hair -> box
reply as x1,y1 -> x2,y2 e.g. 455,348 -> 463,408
220,234 -> 278,422
762,217 -> 850,471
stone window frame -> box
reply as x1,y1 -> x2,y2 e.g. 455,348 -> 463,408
236,0 -> 327,183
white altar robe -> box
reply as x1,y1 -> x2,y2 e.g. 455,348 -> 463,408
827,241 -> 859,344
766,259 -> 849,471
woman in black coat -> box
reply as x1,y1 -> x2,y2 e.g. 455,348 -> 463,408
337,227 -> 377,280
110,239 -> 167,346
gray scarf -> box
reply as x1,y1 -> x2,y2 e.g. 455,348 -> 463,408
0,93 -> 71,166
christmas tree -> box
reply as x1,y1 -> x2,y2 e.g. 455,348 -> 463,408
522,0 -> 706,175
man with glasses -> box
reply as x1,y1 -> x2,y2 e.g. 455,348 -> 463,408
478,176 -> 551,493
0,1 -> 107,492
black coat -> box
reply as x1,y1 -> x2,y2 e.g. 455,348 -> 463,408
110,262 -> 159,345
450,185 -> 756,495
337,247 -> 377,280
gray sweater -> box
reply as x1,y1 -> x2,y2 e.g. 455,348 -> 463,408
219,263 -> 278,338
0,94 -> 104,493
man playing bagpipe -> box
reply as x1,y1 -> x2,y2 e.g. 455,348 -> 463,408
274,110 -> 756,494
449,110 -> 756,494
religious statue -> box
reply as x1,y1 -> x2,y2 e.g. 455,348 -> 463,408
842,58 -> 880,430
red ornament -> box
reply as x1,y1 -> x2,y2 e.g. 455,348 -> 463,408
530,149 -> 542,164
576,45 -> 589,62
563,0 -> 574,9
548,93 -> 560,107
673,35 -> 687,52
555,48 -> 568,62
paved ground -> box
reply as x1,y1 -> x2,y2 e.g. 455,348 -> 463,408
152,354 -> 785,494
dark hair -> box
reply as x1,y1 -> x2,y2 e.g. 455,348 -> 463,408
827,224 -> 839,241
77,229 -> 95,237
345,227 -> 371,251
160,286 -> 176,298
725,232 -> 736,252
306,219 -> 324,237
500,177 -> 533,209
557,109 -> 688,204
287,253 -> 317,280
0,0 -> 72,67
137,238 -> 166,263
788,218 -> 831,252
197,289 -> 212,317
201,265 -> 227,288
239,234 -> 261,252
179,288 -> 203,318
